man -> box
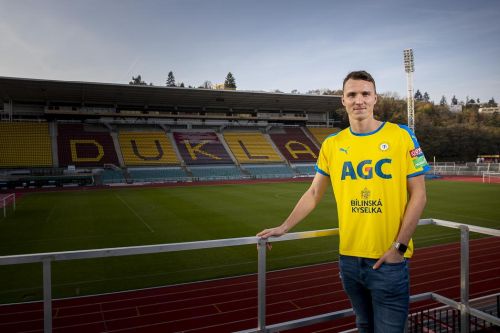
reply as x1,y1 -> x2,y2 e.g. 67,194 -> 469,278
257,71 -> 429,333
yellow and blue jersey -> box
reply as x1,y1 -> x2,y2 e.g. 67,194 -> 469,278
316,122 -> 430,259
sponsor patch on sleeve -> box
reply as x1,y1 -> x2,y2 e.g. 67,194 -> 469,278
410,147 -> 423,157
413,155 -> 428,168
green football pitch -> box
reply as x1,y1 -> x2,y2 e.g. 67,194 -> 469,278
0,180 -> 498,304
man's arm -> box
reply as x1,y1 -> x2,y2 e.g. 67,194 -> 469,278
257,172 -> 330,239
373,174 -> 427,269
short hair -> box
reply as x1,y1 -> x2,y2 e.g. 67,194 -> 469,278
342,70 -> 376,93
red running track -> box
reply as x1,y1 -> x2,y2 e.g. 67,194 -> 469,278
0,237 -> 499,333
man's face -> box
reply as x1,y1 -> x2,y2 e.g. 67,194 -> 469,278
342,79 -> 377,122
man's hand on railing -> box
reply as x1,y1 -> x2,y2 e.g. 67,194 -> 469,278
257,225 -> 286,239
257,225 -> 287,250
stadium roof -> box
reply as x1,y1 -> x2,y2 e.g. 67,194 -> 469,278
0,77 -> 341,113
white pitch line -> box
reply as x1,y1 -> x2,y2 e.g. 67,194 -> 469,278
45,205 -> 56,224
115,194 -> 154,233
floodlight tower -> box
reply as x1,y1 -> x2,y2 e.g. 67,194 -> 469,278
403,49 -> 415,132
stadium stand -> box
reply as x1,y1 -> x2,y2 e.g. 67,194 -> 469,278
57,124 -> 119,167
293,164 -> 316,176
223,131 -> 283,164
0,122 -> 52,168
189,165 -> 243,180
243,164 -> 295,179
128,167 -> 188,182
101,169 -> 125,184
173,131 -> 233,165
307,127 -> 341,146
268,128 -> 319,163
119,131 -> 180,166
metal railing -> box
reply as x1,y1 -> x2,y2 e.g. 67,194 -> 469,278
0,218 -> 499,333
407,293 -> 500,332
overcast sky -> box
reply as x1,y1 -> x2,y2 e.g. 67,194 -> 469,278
1,0 -> 499,103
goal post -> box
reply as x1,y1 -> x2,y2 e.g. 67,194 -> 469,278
0,193 -> 16,218
482,172 -> 500,184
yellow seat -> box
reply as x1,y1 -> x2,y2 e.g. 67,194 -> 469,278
0,122 -> 52,167
307,127 -> 341,145
223,132 -> 283,164
119,131 -> 180,166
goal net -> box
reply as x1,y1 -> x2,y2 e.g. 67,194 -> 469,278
0,193 -> 16,218
482,172 -> 500,184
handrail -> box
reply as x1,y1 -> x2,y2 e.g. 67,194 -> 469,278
0,218 -> 498,333
0,229 -> 340,266
432,218 -> 500,236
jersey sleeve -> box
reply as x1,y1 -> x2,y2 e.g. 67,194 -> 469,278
398,125 -> 431,178
315,139 -> 331,177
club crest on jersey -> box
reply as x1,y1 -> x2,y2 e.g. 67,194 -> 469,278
379,142 -> 389,151
341,159 -> 392,180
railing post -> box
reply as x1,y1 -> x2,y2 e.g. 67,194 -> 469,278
257,238 -> 267,332
459,225 -> 469,333
497,295 -> 499,318
43,258 -> 52,333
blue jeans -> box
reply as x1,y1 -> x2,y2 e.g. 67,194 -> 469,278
339,255 -> 409,333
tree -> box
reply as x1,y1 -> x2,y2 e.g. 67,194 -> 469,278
451,95 -> 458,105
129,75 -> 147,85
487,97 -> 497,107
423,92 -> 430,103
166,71 -> 176,87
224,72 -> 236,89
199,80 -> 213,89
414,89 -> 423,101
381,91 -> 401,99
439,95 -> 447,106
179,82 -> 185,88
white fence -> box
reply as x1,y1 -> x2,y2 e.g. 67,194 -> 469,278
430,163 -> 500,176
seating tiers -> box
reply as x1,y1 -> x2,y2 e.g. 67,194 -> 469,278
0,122 -> 52,168
57,124 -> 119,167
173,132 -> 233,165
307,127 -> 341,145
269,128 -> 319,163
119,131 -> 180,166
223,132 -> 283,164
